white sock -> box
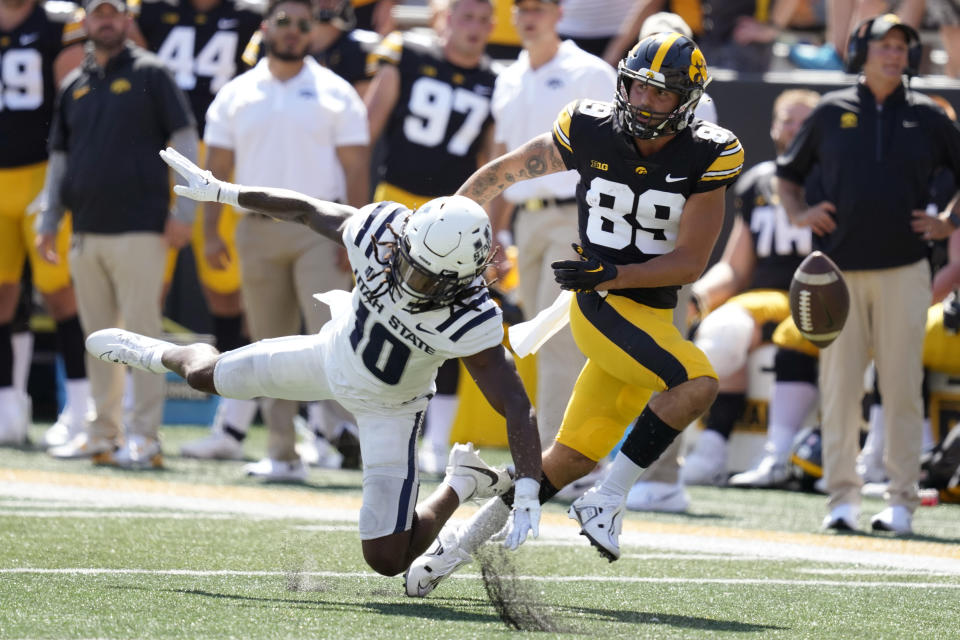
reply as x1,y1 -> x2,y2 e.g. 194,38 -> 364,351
306,402 -> 327,437
219,398 -> 257,435
598,452 -> 645,497
146,344 -> 170,373
424,394 -> 458,453
123,370 -> 134,413
0,386 -> 18,405
65,378 -> 90,428
457,497 -> 510,554
767,381 -> 819,457
864,404 -> 885,464
11,331 -> 32,394
445,474 -> 477,504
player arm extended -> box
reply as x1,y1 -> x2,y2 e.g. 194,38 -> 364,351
237,190 -> 358,247
159,147 -> 357,248
455,132 -> 566,206
461,346 -> 542,482
599,187 -> 726,291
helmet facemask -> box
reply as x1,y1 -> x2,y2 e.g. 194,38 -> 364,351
615,67 -> 702,139
390,234 -> 478,312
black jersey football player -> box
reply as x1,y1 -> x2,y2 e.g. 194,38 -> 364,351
405,31 -> 745,595
364,0 -> 497,206
0,0 -> 89,447
134,0 -> 262,135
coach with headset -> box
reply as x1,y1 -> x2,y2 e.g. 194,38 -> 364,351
776,14 -> 960,535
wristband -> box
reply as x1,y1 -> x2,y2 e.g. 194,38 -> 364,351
514,476 -> 539,499
948,211 -> 960,230
218,182 -> 241,207
496,230 -> 514,248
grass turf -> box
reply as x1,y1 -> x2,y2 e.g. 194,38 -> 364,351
1,423 -> 958,639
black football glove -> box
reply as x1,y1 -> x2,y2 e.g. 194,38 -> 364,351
551,243 -> 618,292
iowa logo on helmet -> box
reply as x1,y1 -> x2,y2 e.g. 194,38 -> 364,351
689,48 -> 707,84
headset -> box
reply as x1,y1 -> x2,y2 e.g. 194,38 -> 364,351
845,14 -> 922,76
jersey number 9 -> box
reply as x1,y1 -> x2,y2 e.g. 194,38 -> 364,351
0,49 -> 43,111
584,177 -> 687,255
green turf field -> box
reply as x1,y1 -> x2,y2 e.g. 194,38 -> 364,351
2,424 -> 958,639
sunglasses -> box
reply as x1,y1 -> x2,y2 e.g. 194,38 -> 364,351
273,12 -> 312,33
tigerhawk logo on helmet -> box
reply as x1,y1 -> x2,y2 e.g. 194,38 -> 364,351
615,32 -> 710,140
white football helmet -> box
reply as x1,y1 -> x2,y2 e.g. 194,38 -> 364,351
391,196 -> 492,311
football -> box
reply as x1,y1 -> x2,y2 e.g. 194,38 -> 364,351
789,251 -> 850,349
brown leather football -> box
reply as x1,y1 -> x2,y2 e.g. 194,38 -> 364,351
789,251 -> 850,349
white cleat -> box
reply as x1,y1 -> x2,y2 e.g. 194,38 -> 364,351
293,415 -> 343,468
85,329 -> 173,374
625,480 -> 690,513
821,503 -> 860,532
404,525 -> 472,597
42,418 -> 75,449
48,432 -> 117,462
42,400 -> 92,449
243,457 -> 308,482
444,442 -> 512,501
180,430 -> 244,460
729,453 -> 791,488
871,505 -> 913,535
109,434 -> 163,469
680,429 -> 728,486
0,389 -> 30,446
569,487 -> 625,562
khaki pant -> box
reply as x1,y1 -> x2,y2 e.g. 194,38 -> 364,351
514,202 -> 585,449
820,259 -> 930,512
235,215 -> 351,461
70,232 -> 167,441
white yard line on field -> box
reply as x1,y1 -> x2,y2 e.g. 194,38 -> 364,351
2,567 -> 959,590
3,470 -> 959,576
0,509 -> 249,519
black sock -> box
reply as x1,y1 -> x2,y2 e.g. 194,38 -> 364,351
620,407 -> 681,468
500,473 -> 559,508
212,313 -> 247,352
0,323 -> 11,387
55,315 -> 87,379
704,392 -> 746,440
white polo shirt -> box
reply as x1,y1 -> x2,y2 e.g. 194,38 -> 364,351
492,40 -> 616,204
204,57 -> 369,205
556,0 -> 635,38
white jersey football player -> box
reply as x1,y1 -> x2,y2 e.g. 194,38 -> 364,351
85,148 -> 544,578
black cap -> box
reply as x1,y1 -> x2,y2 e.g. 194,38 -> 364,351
863,13 -> 919,45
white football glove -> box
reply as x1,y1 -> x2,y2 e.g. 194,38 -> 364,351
159,147 -> 240,206
501,477 -> 540,551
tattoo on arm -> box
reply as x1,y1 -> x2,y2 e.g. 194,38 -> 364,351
459,133 -> 564,204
